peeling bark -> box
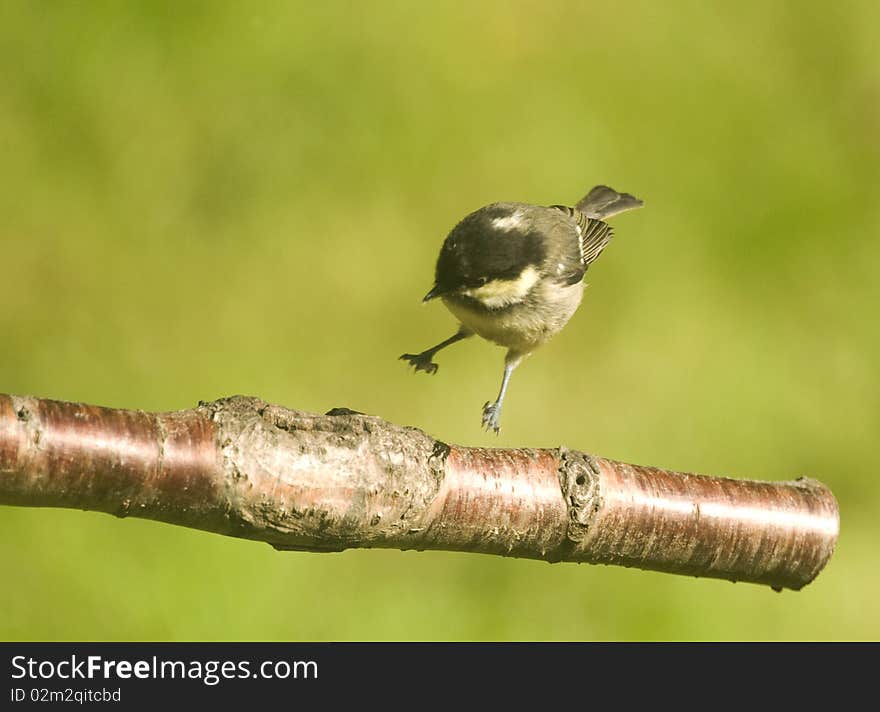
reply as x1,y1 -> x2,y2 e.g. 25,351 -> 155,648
0,394 -> 839,590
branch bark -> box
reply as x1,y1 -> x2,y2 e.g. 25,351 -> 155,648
0,394 -> 838,590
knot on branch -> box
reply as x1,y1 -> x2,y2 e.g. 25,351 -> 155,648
557,448 -> 601,544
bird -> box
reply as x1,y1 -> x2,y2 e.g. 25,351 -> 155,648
400,185 -> 643,433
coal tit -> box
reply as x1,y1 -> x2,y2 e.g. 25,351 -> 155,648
401,185 -> 643,433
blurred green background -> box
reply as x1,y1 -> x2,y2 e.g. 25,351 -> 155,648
1,1 -> 877,641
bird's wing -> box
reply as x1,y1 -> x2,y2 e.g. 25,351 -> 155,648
575,213 -> 614,267
551,205 -> 614,269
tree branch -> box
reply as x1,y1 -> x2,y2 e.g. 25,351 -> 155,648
0,394 -> 838,590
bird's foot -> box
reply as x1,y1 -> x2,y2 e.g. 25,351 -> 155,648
481,400 -> 502,434
399,352 -> 439,375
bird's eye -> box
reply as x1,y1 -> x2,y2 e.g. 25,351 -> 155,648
477,277 -> 488,286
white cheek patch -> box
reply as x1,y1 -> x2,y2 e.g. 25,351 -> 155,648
463,266 -> 541,309
491,211 -> 524,232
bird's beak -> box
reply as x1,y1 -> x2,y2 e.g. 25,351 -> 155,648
422,286 -> 443,302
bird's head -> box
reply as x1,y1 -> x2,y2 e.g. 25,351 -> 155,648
424,203 -> 547,309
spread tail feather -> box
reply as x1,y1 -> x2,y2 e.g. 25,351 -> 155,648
576,185 -> 643,219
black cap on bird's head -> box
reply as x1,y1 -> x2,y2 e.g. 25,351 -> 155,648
423,203 -> 546,301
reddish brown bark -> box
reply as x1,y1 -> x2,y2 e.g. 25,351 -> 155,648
0,394 -> 838,590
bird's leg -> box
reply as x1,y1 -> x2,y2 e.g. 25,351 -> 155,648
399,327 -> 472,375
481,351 -> 523,434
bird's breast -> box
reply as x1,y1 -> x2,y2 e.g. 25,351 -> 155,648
443,280 -> 584,353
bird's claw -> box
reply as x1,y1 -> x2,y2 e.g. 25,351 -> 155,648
399,352 -> 439,375
481,400 -> 502,434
